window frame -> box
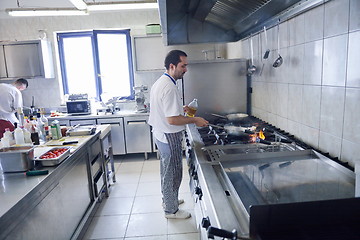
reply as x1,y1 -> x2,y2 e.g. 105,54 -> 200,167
57,29 -> 135,101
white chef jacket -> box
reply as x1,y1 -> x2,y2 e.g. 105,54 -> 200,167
0,83 -> 23,124
148,73 -> 185,143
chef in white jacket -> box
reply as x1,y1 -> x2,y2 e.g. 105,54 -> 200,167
0,78 -> 28,125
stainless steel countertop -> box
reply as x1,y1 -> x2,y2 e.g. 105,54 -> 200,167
0,124 -> 110,219
48,110 -> 149,120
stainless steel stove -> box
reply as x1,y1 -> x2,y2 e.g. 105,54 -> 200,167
184,117 -> 359,240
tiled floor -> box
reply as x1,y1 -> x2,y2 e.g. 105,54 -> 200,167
82,153 -> 199,240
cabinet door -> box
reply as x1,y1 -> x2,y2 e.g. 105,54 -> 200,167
97,118 -> 126,155
4,43 -> 42,78
124,116 -> 152,153
0,46 -> 6,78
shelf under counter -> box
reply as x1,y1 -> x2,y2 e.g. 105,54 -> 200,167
0,125 -> 111,240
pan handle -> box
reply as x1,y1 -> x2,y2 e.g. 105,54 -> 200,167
209,113 -> 227,119
208,123 -> 224,129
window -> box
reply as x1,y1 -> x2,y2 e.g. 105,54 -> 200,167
57,29 -> 134,101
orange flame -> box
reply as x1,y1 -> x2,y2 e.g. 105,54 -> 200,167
258,130 -> 265,140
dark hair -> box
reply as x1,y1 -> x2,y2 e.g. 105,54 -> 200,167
164,50 -> 187,70
15,78 -> 28,88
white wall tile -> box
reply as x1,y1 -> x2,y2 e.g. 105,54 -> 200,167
288,14 -> 305,46
303,40 -> 323,85
304,5 -> 324,42
322,34 -> 348,87
349,0 -> 360,31
301,85 -> 321,129
346,30 -> 360,87
341,139 -> 360,167
343,88 -> 360,144
319,131 -> 342,159
319,86 -> 345,137
287,84 -> 303,122
288,45 -> 304,84
277,83 -> 288,118
324,0 -> 350,38
298,124 -> 320,148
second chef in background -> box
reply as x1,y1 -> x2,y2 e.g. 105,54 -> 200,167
148,50 -> 208,219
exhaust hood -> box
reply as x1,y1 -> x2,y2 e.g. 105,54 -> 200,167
158,0 -> 328,45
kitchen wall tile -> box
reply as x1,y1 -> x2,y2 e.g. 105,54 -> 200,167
303,40 -> 323,85
346,31 -> 360,87
279,21 -> 289,49
287,120 -> 302,139
349,0 -> 360,31
319,86 -> 345,137
343,88 -> 360,144
268,25 -> 277,51
277,48 -> 289,83
288,14 -> 305,46
319,131 -> 342,159
304,5 -> 324,42
276,115 -> 288,132
277,83 -> 288,118
297,124 -> 320,148
288,45 -> 304,84
287,84 -> 303,122
324,0 -> 350,38
301,85 -> 321,129
322,34 -> 348,87
268,83 -> 278,115
267,112 -> 278,126
341,139 -> 360,167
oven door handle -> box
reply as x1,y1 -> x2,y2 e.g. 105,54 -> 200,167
202,217 -> 250,240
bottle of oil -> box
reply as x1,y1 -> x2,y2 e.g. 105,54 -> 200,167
186,98 -> 198,117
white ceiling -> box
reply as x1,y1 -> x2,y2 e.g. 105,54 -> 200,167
0,0 -> 155,19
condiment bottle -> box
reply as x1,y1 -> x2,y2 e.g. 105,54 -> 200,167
14,127 -> 25,145
186,98 -> 198,117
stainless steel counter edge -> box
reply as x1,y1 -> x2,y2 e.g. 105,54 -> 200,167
48,110 -> 149,120
0,127 -> 108,239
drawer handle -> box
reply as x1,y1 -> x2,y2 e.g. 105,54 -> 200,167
127,120 -> 146,125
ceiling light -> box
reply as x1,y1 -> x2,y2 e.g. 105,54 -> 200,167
69,0 -> 87,10
87,2 -> 158,11
6,8 -> 89,17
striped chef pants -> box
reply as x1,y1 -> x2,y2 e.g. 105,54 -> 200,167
155,131 -> 183,214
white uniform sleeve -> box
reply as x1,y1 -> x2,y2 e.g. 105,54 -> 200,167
12,89 -> 23,112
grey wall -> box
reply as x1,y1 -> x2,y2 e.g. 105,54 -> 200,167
0,10 -> 161,110
229,0 -> 360,167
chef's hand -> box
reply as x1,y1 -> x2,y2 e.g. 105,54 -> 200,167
193,117 -> 209,127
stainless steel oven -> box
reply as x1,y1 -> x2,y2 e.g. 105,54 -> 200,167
184,116 -> 360,240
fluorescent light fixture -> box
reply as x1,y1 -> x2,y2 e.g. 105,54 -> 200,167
87,2 -> 158,11
6,8 -> 88,17
69,0 -> 88,10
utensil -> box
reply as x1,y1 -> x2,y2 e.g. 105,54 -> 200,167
210,113 -> 249,121
263,26 -> 270,59
247,34 -> 257,75
273,20 -> 283,68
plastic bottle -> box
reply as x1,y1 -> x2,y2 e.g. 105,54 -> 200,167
14,127 -> 25,145
23,128 -> 32,144
1,128 -> 12,147
186,98 -> 198,117
40,108 -> 50,141
3,128 -> 13,141
17,107 -> 25,128
36,112 -> 46,142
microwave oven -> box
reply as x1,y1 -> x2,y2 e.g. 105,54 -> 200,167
66,100 -> 91,115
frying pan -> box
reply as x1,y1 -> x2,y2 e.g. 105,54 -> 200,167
210,113 -> 249,121
208,123 -> 255,136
